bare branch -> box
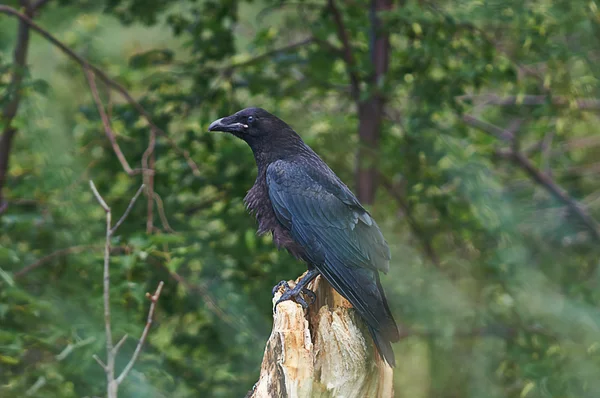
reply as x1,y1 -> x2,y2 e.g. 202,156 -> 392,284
116,281 -> 165,385
0,5 -> 201,176
112,334 -> 128,356
89,180 -> 116,391
142,131 -> 156,234
89,181 -> 110,213
110,184 -> 145,234
93,354 -> 107,370
84,67 -> 138,176
327,0 -> 360,101
463,114 -> 514,142
153,192 -> 175,233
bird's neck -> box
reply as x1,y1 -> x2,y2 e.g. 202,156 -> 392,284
247,134 -> 311,172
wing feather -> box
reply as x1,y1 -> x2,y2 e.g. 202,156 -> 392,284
266,160 -> 398,342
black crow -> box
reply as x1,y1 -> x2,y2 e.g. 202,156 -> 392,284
208,107 -> 399,366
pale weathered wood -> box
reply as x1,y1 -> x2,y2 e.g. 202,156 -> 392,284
248,272 -> 394,398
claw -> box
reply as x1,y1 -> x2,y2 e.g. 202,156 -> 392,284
275,287 -> 309,310
302,287 -> 316,305
272,280 -> 290,296
272,269 -> 320,312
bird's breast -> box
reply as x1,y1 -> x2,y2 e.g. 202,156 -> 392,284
244,178 -> 308,261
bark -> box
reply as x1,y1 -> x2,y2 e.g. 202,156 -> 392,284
248,273 -> 394,398
0,1 -> 34,212
355,0 -> 392,204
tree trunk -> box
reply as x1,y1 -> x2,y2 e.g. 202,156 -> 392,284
355,0 -> 393,205
247,273 -> 394,398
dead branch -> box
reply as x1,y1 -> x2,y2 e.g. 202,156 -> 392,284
115,281 -> 164,385
0,5 -> 201,177
84,67 -> 148,176
141,130 -> 156,234
89,180 -> 163,398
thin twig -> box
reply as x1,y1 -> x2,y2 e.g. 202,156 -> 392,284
116,281 -> 164,385
89,181 -> 110,212
112,334 -> 128,356
84,67 -> 139,176
0,5 -> 201,176
110,184 -> 145,234
153,192 -> 175,233
93,354 -> 107,370
142,131 -> 156,234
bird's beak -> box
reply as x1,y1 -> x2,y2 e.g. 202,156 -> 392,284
208,117 -> 248,133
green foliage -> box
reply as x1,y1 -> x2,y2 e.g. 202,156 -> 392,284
2,0 -> 600,397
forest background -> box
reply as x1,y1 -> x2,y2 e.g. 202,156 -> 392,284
2,0 -> 600,397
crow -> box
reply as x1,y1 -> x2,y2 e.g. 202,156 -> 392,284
209,107 -> 399,366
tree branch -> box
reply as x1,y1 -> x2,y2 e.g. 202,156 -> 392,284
379,173 -> 441,266
0,1 -> 34,214
116,281 -> 164,385
327,0 -> 360,102
89,180 -> 148,398
462,114 -> 514,141
509,151 -> 600,241
84,67 -> 149,176
110,184 -> 145,234
457,94 -> 600,110
464,118 -> 600,243
0,5 -> 201,177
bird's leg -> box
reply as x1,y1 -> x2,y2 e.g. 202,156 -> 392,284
274,269 -> 320,311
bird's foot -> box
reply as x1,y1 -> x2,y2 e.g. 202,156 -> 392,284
273,282 -> 317,311
272,280 -> 290,296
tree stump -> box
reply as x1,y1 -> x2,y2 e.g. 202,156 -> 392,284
247,272 -> 394,398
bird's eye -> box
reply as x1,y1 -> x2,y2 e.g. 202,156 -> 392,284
247,116 -> 254,123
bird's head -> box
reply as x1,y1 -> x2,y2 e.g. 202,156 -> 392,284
208,107 -> 307,163
208,107 -> 299,142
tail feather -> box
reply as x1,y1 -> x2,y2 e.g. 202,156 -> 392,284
315,263 -> 399,367
369,325 -> 396,367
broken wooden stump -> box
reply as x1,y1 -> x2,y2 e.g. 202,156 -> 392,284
247,272 -> 394,398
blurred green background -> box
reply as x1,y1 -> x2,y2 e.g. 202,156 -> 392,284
2,0 -> 600,396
